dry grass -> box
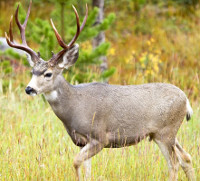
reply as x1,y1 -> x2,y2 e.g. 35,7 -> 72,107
0,80 -> 199,181
0,1 -> 200,180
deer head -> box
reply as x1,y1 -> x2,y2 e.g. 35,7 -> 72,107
5,0 -> 88,96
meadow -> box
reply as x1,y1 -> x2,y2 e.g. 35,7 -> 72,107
0,0 -> 200,180
0,76 -> 199,181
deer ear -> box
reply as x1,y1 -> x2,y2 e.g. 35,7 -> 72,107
58,44 -> 79,69
26,54 -> 35,67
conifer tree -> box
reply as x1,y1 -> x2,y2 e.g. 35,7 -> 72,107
12,0 -> 116,83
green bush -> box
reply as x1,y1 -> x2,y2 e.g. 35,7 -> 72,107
11,2 -> 116,83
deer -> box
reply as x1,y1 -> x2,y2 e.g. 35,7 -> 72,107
5,1 -> 196,181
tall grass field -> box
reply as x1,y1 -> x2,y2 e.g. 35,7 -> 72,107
0,80 -> 199,181
1,1 -> 200,180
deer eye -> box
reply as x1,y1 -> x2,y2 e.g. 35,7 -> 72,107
44,73 -> 52,78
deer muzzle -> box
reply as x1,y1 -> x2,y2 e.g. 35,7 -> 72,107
25,86 -> 37,96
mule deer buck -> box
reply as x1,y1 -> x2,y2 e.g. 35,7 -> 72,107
5,1 -> 196,180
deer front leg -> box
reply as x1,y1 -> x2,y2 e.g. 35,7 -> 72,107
74,140 -> 105,181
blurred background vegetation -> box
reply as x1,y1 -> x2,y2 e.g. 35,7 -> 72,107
0,0 -> 199,102
0,1 -> 200,180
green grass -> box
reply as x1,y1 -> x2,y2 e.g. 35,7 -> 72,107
1,1 -> 200,180
0,84 -> 199,181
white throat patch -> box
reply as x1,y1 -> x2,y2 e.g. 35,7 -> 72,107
44,90 -> 58,101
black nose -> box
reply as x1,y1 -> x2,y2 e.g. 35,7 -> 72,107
25,86 -> 35,95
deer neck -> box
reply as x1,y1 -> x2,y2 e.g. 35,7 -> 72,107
44,75 -> 79,132
44,75 -> 74,105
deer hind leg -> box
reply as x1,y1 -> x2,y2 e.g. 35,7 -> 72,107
174,139 -> 196,181
83,158 -> 92,180
74,140 -> 104,181
154,139 -> 179,181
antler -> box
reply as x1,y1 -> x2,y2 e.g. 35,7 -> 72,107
5,0 -> 39,62
49,4 -> 88,66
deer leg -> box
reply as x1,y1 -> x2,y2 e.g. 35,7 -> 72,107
83,158 -> 91,180
77,148 -> 92,181
154,139 -> 179,181
174,139 -> 196,181
74,140 -> 104,181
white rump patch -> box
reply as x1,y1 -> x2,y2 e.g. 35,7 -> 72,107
44,90 -> 58,101
186,99 -> 193,120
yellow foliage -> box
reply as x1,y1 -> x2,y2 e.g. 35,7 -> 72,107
80,41 -> 92,53
126,39 -> 163,79
108,48 -> 116,56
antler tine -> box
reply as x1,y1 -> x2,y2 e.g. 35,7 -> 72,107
67,4 -> 88,48
5,31 -> 37,55
67,5 -> 81,48
50,19 -> 68,49
50,4 -> 86,50
5,32 -> 12,46
80,4 -> 88,32
23,0 -> 32,28
49,4 -> 88,66
51,4 -> 88,50
15,0 -> 32,46
5,0 -> 39,62
5,16 -> 14,47
5,16 -> 24,49
9,15 -> 14,42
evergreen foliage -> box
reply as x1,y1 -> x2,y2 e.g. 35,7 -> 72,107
6,1 -> 116,83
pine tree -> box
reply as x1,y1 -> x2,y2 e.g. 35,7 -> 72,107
7,1 -> 116,83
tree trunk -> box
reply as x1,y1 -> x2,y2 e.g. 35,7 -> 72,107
92,0 -> 107,72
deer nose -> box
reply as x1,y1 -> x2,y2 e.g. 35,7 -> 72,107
25,86 -> 35,95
